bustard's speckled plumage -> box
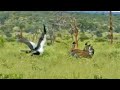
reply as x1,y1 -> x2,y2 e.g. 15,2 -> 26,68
70,42 -> 94,58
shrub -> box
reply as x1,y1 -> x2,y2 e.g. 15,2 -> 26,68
4,31 -> 12,38
94,37 -> 107,42
0,36 -> 5,47
63,35 -> 71,40
79,33 -> 89,42
114,27 -> 120,33
94,75 -> 102,79
114,41 -> 120,48
56,33 -> 62,38
0,73 -> 23,79
95,31 -> 103,37
5,37 -> 16,42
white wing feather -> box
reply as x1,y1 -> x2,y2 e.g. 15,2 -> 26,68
29,41 -> 37,49
37,35 -> 46,54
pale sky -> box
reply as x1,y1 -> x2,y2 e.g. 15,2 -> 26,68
112,11 -> 120,12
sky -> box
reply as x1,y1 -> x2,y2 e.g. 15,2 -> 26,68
68,11 -> 120,12
67,11 -> 120,14
112,11 -> 120,12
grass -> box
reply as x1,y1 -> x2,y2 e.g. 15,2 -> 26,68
0,38 -> 120,79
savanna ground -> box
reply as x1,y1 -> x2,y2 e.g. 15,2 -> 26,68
0,33 -> 120,79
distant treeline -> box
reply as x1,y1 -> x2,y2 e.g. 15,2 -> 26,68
0,11 -> 120,39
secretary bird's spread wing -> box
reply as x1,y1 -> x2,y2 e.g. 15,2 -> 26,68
34,24 -> 47,50
18,37 -> 36,50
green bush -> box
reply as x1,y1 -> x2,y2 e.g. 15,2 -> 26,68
0,36 -> 5,47
3,30 -> 12,38
95,31 -> 103,37
114,27 -> 120,33
94,37 -> 107,42
63,35 -> 71,40
5,37 -> 16,42
114,41 -> 120,48
56,33 -> 62,38
0,73 -> 23,79
79,33 -> 89,42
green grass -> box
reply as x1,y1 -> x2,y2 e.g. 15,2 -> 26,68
0,38 -> 120,79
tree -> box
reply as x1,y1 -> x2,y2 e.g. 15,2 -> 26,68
109,11 -> 113,44
70,17 -> 79,49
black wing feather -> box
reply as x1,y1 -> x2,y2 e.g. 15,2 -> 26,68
18,37 -> 34,50
34,24 -> 47,50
